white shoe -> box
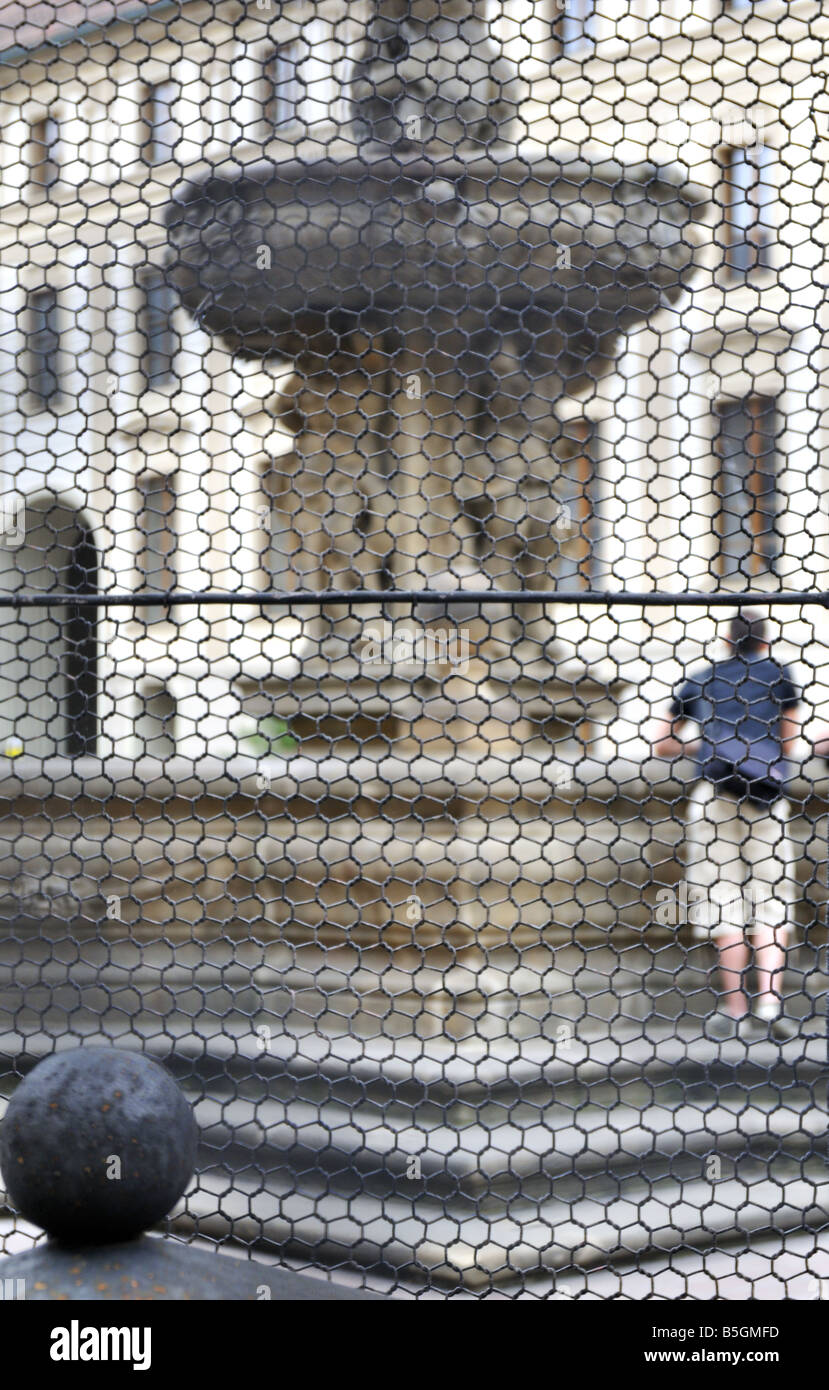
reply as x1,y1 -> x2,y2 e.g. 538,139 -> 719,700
753,1009 -> 799,1042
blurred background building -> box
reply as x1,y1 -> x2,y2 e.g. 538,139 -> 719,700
0,0 -> 827,1296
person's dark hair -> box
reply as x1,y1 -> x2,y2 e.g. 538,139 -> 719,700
728,611 -> 767,655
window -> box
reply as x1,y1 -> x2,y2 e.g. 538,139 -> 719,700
24,287 -> 61,408
28,113 -> 59,190
139,270 -> 176,388
560,0 -> 598,58
714,397 -> 779,578
264,44 -> 302,130
553,419 -> 597,590
0,502 -> 97,757
138,474 -> 176,621
143,81 -> 180,164
721,144 -> 774,280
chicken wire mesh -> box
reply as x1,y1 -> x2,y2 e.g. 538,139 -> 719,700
0,0 -> 828,1300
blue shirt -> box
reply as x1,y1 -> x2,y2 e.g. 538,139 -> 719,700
670,653 -> 799,799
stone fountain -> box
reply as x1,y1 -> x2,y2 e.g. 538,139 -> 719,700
163,0 -> 710,1029
166,0 -> 708,626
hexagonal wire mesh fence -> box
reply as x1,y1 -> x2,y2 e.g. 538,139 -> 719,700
0,0 -> 828,1299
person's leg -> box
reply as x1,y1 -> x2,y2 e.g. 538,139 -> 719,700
716,930 -> 751,1018
753,924 -> 787,1013
745,798 -> 794,1018
707,794 -> 750,1015
686,783 -> 749,1019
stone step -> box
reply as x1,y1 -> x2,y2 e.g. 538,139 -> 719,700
3,1012 -> 824,1105
4,750 -> 827,811
192,1081 -> 825,1198
251,954 -> 825,1026
493,1227 -> 829,1300
177,1161 -> 829,1290
1,791 -> 825,947
2,942 -> 820,1017
0,975 -> 821,1053
3,1019 -> 825,1291
1,814 -> 680,892
3,1032 -> 824,1293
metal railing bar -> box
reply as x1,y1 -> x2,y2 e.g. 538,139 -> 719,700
1,588 -> 828,609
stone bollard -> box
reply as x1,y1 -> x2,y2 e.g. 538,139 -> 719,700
0,1047 -> 377,1300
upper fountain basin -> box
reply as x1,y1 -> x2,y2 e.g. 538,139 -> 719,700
166,152 -> 709,381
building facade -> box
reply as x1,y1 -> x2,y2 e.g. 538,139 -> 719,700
0,0 -> 827,942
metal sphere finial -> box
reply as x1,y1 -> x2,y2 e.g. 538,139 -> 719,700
0,1047 -> 197,1244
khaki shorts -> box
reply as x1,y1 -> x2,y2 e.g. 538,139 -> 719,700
684,780 -> 795,941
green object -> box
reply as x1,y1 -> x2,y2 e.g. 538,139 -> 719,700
246,716 -> 298,756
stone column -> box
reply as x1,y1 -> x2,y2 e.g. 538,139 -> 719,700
273,342 -> 395,656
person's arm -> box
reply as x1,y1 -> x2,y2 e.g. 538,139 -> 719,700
780,711 -> 800,760
651,708 -> 691,759
813,729 -> 829,759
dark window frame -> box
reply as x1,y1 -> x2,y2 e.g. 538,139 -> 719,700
263,43 -> 303,131
139,269 -> 176,389
65,522 -> 98,757
143,80 -> 180,165
720,143 -> 775,282
714,395 -> 780,579
24,285 -> 62,410
28,112 -> 59,192
137,472 -> 177,623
